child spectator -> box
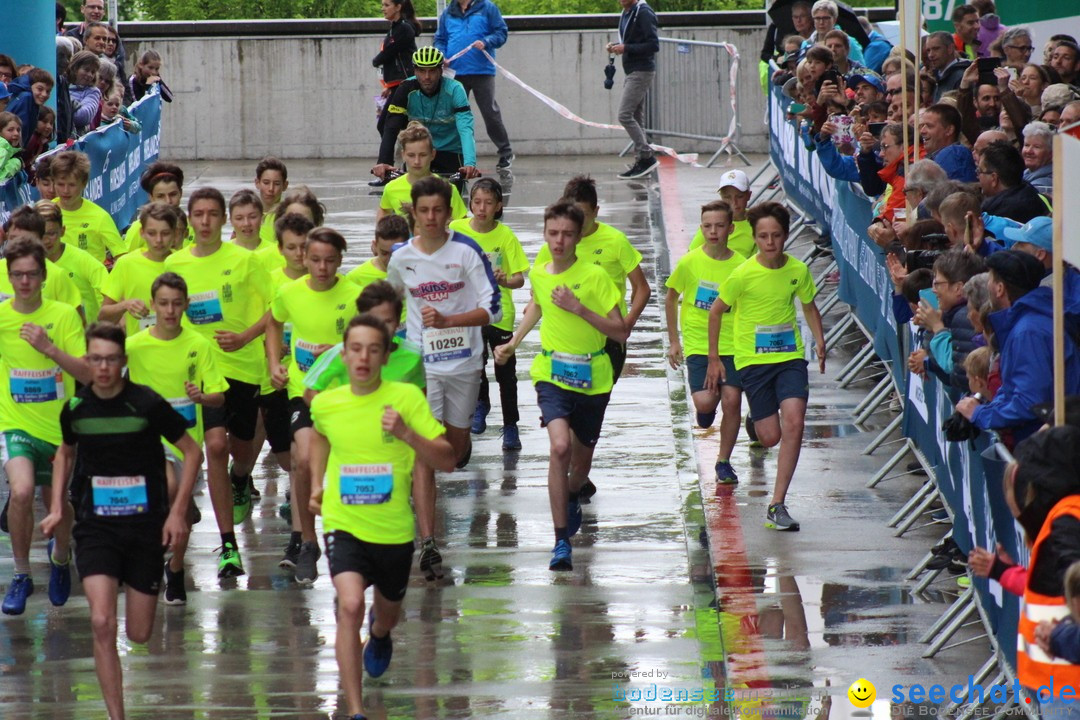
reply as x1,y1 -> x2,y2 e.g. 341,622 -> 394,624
33,154 -> 54,199
0,112 -> 23,182
50,150 -> 124,265
23,105 -> 54,175
918,250 -> 986,393
964,346 -> 992,400
964,272 -> 990,345
902,268 -> 934,377
864,100 -> 889,123
99,81 -> 140,134
6,67 -> 53,147
67,50 -> 102,136
127,50 -> 173,104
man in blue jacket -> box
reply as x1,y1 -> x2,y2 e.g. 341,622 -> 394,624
434,0 -> 515,170
956,250 -> 1080,446
607,0 -> 660,180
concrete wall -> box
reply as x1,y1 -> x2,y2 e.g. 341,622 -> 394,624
130,25 -> 767,162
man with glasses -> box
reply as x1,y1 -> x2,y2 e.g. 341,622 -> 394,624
884,70 -> 918,121
0,239 -> 89,616
799,0 -> 866,66
1000,28 -> 1034,70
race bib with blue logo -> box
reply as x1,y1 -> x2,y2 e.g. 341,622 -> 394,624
169,397 -> 198,429
693,281 -> 719,311
10,368 -> 63,403
339,464 -> 394,505
92,475 -> 149,517
422,326 -> 471,363
294,339 -> 320,372
187,290 -> 224,325
754,323 -> 798,354
551,351 -> 593,389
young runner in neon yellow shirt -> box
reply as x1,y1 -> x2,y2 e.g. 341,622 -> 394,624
0,239 -> 89,616
163,188 -> 271,579
50,151 -> 125,266
255,157 -> 289,247
493,201 -> 628,572
100,203 -> 177,335
1,207 -> 86,319
534,175 -> 650,384
449,177 -> 529,449
376,122 -> 467,223
35,202 -> 106,322
688,170 -> 757,259
666,200 -> 747,485
230,189 -> 276,254
267,228 -> 360,585
126,272 -> 228,604
706,202 -> 826,533
309,315 -> 454,720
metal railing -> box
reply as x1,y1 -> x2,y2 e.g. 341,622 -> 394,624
621,36 -> 749,167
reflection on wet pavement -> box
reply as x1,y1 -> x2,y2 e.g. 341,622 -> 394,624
0,157 -> 991,719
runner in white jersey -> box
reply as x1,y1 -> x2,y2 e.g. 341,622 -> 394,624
385,175 -> 500,580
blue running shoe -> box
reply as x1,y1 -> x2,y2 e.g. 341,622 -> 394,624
47,539 -> 71,607
715,461 -> 738,485
501,424 -> 521,451
567,500 -> 582,538
471,400 -> 489,435
549,539 -> 573,571
363,607 -> 393,678
2,574 -> 33,615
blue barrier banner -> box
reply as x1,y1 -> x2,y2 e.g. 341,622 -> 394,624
0,91 -> 162,229
767,85 -> 1022,669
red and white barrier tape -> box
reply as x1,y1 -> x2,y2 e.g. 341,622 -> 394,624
444,45 -> 743,166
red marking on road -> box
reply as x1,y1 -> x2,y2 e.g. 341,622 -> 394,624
656,154 -> 773,691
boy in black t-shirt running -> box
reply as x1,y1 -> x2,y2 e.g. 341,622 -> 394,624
41,322 -> 203,720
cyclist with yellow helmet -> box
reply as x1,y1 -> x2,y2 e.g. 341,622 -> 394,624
371,46 -> 481,183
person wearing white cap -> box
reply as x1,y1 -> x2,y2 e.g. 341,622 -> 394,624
689,170 -> 755,258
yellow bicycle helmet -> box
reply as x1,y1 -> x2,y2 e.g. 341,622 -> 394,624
412,46 -> 445,68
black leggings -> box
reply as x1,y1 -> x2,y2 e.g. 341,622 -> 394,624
478,325 -> 519,426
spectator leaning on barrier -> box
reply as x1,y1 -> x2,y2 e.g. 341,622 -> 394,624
951,5 -> 980,61
920,103 -> 977,182
800,0 -> 866,66
925,32 -> 970,102
606,0 -> 659,180
956,250 -> 1080,447
916,249 -> 986,394
55,36 -> 75,145
968,428 -> 1080,712
977,140 -> 1050,224
67,51 -> 102,137
65,2 -> 126,80
6,68 -> 53,149
433,0 -> 514,171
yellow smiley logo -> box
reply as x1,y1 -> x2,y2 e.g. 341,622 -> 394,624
848,678 -> 876,708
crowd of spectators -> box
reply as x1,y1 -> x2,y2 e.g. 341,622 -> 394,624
766,0 -> 1080,452
0,2 -> 172,184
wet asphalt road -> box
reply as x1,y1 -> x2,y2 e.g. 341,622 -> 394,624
0,155 -> 990,719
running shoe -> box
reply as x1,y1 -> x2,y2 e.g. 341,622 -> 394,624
278,501 -> 292,522
501,424 -> 521,451
578,478 -> 597,505
715,461 -> 739,485
248,475 -> 260,500
163,563 -> 187,606
279,539 -> 301,569
765,503 -> 800,532
2,574 -> 33,615
617,156 -> 658,180
455,443 -> 472,470
496,153 -> 515,170
696,411 -> 716,429
471,400 -> 490,435
47,538 -> 71,606
745,415 -> 762,448
294,541 -> 321,586
231,474 -> 252,525
364,607 -> 394,677
549,539 -> 573,571
217,542 -> 245,578
567,500 -> 582,538
419,538 -> 444,581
